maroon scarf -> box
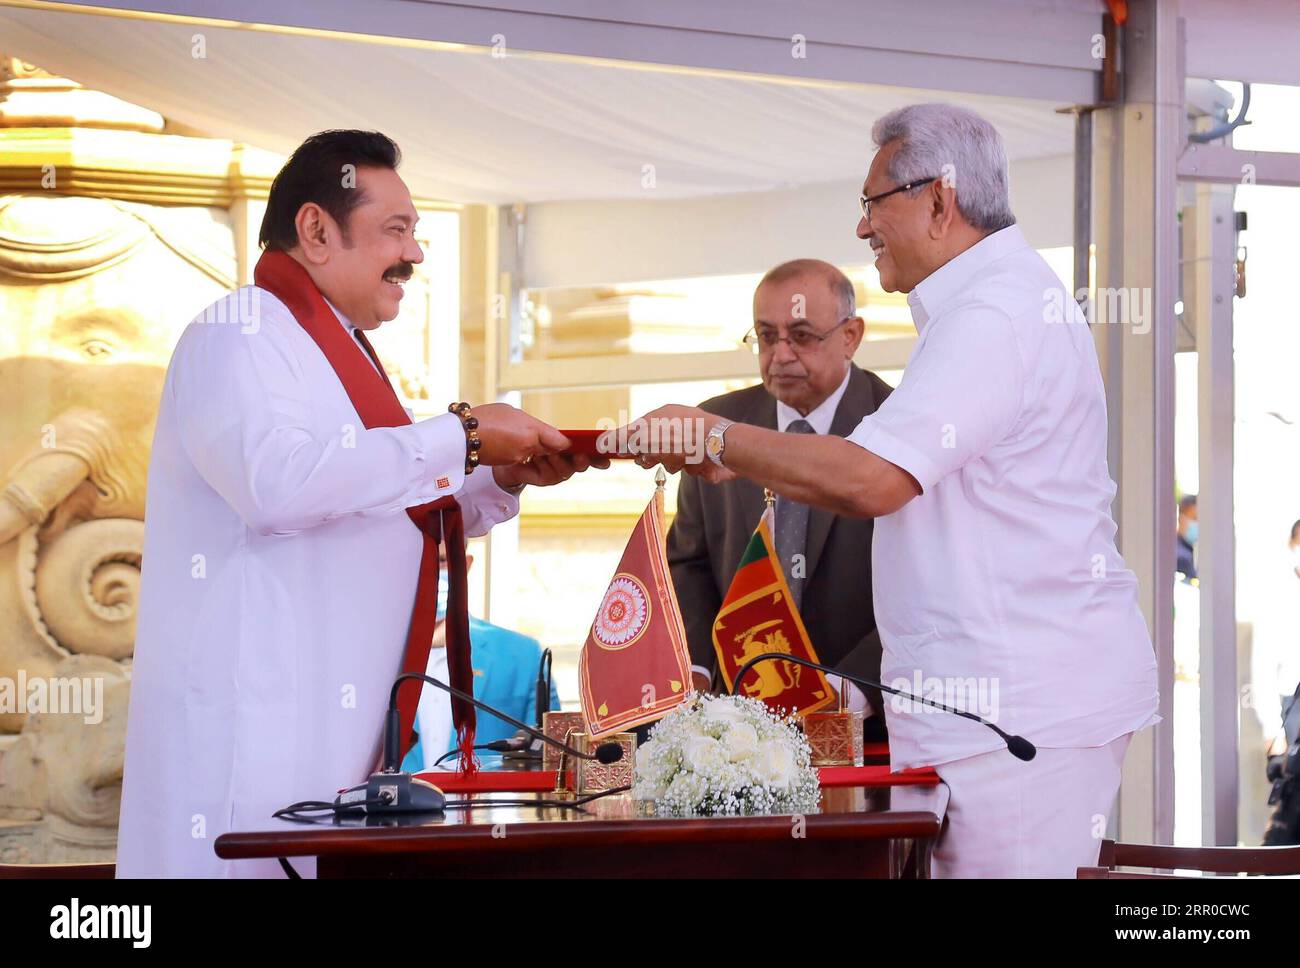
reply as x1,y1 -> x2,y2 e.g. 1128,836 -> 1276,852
254,250 -> 477,775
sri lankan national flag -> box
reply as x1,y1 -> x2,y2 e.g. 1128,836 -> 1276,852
712,505 -> 834,716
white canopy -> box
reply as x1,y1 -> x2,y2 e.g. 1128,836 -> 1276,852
0,0 -> 1099,284
0,3 -> 1083,204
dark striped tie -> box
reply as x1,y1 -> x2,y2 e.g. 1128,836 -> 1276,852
775,418 -> 814,611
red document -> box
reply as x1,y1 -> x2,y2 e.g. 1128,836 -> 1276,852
561,429 -> 637,459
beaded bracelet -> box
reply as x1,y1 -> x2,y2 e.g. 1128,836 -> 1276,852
448,401 -> 481,475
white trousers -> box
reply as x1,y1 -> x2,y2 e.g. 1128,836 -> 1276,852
918,731 -> 1133,878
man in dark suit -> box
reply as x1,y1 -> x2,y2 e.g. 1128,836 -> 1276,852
666,258 -> 893,740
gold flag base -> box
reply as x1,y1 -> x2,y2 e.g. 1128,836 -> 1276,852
801,710 -> 865,767
542,711 -> 586,774
572,731 -> 636,794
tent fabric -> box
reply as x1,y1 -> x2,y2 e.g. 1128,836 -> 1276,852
0,3 -> 1074,204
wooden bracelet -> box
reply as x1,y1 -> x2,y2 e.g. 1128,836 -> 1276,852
448,401 -> 480,474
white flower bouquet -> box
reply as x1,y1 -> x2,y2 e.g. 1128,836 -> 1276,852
633,694 -> 821,816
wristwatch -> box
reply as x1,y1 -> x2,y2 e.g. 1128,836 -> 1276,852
705,419 -> 734,468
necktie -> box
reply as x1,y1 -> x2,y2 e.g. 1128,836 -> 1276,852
775,418 -> 814,611
352,327 -> 383,376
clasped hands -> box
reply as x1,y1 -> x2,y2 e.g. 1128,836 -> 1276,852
603,404 -> 737,484
469,402 -> 608,490
471,402 -> 729,491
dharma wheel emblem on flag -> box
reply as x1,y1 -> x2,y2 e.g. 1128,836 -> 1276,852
592,574 -> 650,650
579,479 -> 691,736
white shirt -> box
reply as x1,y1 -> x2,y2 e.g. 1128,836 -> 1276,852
117,286 -> 519,877
776,365 -> 851,435
332,302 -> 456,768
847,224 -> 1160,771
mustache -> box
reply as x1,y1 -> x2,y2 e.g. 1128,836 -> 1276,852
383,262 -> 415,281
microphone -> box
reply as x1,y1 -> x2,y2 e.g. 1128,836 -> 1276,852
383,672 -> 624,773
333,673 -> 623,817
494,648 -> 556,763
536,648 -> 553,730
483,734 -> 620,764
728,652 -> 1036,762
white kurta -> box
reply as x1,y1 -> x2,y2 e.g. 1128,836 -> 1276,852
117,287 -> 518,878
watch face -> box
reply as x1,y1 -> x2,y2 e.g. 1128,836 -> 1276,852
706,432 -> 723,458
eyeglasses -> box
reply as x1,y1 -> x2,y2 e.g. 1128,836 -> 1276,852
858,176 -> 938,222
743,316 -> 853,354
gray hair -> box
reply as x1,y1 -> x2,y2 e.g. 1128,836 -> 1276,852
758,258 -> 856,320
871,103 -> 1016,233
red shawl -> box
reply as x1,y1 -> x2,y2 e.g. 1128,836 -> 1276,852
254,250 -> 477,774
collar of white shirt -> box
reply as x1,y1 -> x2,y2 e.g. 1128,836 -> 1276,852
906,223 -> 1030,334
774,365 -> 852,435
323,297 -> 383,376
324,297 -> 358,339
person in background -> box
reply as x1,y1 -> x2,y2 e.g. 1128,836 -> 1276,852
666,258 -> 894,743
1264,523 -> 1300,845
1280,518 -> 1300,734
1176,493 -> 1198,583
402,551 -> 561,772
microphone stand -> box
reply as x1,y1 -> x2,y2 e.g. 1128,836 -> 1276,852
729,652 -> 1036,762
278,670 -> 629,821
500,648 -> 555,764
383,672 -> 622,773
310,673 -> 625,817
273,675 -> 629,825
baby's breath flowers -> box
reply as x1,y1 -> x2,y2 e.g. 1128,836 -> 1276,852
633,694 -> 821,817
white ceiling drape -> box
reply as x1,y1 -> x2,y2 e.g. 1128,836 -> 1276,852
0,3 -> 1075,205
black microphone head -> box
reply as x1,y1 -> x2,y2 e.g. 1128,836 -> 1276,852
594,742 -> 624,764
1006,735 -> 1036,761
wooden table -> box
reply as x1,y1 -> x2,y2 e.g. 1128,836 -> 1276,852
215,781 -> 947,878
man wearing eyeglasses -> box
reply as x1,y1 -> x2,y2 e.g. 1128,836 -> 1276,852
629,103 -> 1159,878
666,258 -> 894,742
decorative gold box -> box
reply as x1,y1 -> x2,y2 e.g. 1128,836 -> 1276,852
541,711 -> 586,772
571,731 -> 636,794
802,710 -> 864,767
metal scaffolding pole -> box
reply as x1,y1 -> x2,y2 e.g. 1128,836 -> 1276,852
1092,0 -> 1182,845
1179,121 -> 1300,849
1186,182 -> 1239,845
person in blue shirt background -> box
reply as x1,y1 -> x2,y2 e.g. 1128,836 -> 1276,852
401,553 -> 561,773
1176,493 -> 1198,584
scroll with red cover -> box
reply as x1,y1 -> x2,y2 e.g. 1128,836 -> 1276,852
561,429 -> 637,459
578,477 -> 692,737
